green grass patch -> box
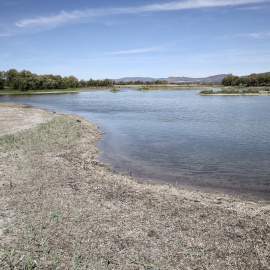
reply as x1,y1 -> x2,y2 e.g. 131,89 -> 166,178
199,87 -> 261,95
0,117 -> 79,154
109,88 -> 121,93
0,87 -> 110,95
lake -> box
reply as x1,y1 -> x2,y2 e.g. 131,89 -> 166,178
1,89 -> 270,199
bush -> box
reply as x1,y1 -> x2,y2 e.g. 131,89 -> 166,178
199,90 -> 213,94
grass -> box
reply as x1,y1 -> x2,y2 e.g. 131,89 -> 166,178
0,105 -> 269,269
109,88 -> 121,93
0,88 -> 78,94
0,116 -> 96,268
0,85 -> 218,95
0,87 -> 113,95
199,87 -> 262,95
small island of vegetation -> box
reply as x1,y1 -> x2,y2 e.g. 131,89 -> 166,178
199,72 -> 270,95
199,88 -> 262,95
109,88 -> 121,93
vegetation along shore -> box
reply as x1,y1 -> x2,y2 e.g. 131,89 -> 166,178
0,102 -> 269,269
1,69 -> 269,95
199,88 -> 270,95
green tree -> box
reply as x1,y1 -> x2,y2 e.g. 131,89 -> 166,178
0,71 -> 5,89
87,78 -> 96,87
64,76 -> 79,88
117,80 -> 126,85
247,73 -> 258,86
12,76 -> 27,90
221,74 -> 241,86
53,75 -> 65,89
134,80 -> 144,85
79,79 -> 87,87
5,69 -> 19,87
102,78 -> 113,86
19,70 -> 40,90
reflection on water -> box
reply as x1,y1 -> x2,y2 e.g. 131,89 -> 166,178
1,90 -> 270,199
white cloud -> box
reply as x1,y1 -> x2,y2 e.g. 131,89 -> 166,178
139,0 -> 268,12
15,0 -> 268,30
15,10 -> 88,28
236,32 -> 270,38
103,47 -> 164,55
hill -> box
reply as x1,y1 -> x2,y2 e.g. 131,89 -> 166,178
114,74 -> 228,83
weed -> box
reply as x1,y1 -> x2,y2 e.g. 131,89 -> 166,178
9,180 -> 16,189
129,255 -> 163,269
71,247 -> 88,270
4,248 -> 21,269
50,251 -> 61,270
50,207 -> 62,223
179,248 -> 197,261
36,235 -> 48,252
23,256 -> 37,269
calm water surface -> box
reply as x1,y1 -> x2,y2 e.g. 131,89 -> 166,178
1,90 -> 270,199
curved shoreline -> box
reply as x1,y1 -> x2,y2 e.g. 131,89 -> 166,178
0,102 -> 269,269
199,91 -> 270,96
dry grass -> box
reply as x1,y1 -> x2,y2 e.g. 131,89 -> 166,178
0,103 -> 269,269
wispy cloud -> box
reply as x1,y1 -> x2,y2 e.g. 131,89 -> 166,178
103,47 -> 164,55
190,48 -> 270,64
0,32 -> 12,37
238,6 -> 262,10
1,0 -> 33,5
0,52 -> 10,59
14,0 -> 268,30
15,10 -> 94,28
236,32 -> 270,38
138,0 -> 268,12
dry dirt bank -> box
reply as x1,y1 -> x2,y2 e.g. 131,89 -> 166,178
0,102 -> 269,269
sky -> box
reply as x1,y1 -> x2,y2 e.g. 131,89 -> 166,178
0,0 -> 270,80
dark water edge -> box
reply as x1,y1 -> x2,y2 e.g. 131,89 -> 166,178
1,90 -> 270,200
97,138 -> 270,201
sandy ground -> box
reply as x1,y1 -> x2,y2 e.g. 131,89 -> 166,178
0,103 -> 52,136
0,102 -> 269,269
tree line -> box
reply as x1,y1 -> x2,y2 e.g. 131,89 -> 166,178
0,69 -> 168,91
221,73 -> 270,86
2,69 -> 268,90
0,69 -> 113,90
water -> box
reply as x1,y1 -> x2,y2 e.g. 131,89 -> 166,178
1,90 -> 270,199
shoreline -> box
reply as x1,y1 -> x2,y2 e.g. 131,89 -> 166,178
0,102 -> 269,269
2,101 -> 268,200
0,85 -> 215,95
199,93 -> 270,96
199,91 -> 270,96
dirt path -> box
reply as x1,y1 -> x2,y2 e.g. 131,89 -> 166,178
0,102 -> 52,136
0,102 -> 269,269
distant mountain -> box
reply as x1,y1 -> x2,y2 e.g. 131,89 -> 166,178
114,74 -> 228,83
114,77 -> 165,82
114,72 -> 270,83
166,74 -> 228,83
241,71 -> 270,78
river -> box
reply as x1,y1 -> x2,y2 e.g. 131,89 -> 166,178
1,89 -> 269,199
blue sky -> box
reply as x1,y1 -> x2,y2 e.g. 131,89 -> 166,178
0,0 -> 270,80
